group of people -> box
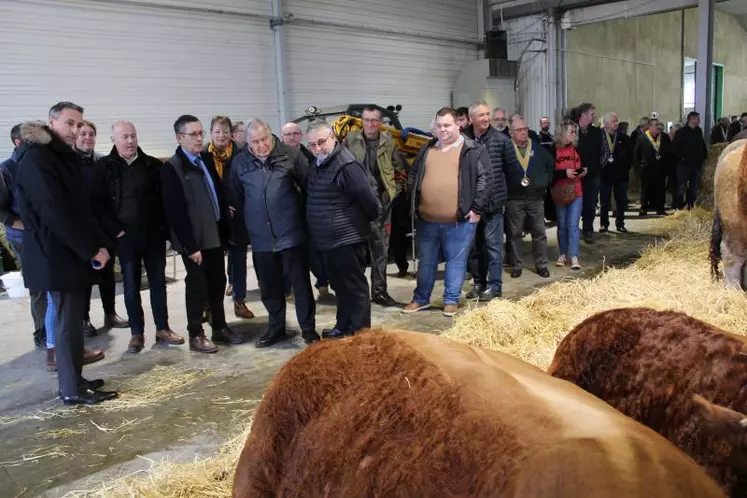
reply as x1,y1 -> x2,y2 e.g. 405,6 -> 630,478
0,97 -> 719,406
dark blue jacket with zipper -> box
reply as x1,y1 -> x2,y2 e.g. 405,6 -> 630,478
228,141 -> 308,253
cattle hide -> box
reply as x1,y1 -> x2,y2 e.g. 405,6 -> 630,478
234,329 -> 724,498
548,307 -> 747,497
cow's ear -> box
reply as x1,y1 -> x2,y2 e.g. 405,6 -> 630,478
692,394 -> 747,441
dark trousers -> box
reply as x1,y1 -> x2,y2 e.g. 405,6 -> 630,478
84,254 -> 116,320
253,245 -> 316,335
322,242 -> 370,334
600,180 -> 629,228
544,188 -> 556,222
226,245 -> 248,301
118,231 -> 169,335
182,247 -> 227,337
675,165 -> 703,210
368,204 -> 391,296
389,193 -> 410,273
640,166 -> 666,213
581,175 -> 601,232
468,212 -> 505,292
48,290 -> 86,398
506,199 -> 548,271
9,239 -> 47,340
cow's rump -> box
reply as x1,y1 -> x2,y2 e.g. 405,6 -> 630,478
234,329 -> 724,498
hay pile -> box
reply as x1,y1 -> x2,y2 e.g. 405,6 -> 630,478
445,208 -> 747,369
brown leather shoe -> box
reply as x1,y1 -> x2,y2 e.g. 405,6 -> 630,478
105,313 -> 130,329
84,347 -> 105,364
189,334 -> 218,353
234,300 -> 255,319
155,329 -> 185,345
127,334 -> 145,354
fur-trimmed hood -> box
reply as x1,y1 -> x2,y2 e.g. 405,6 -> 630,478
20,120 -> 53,145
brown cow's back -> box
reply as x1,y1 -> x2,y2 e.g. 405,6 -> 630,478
234,330 -> 724,497
549,307 -> 747,496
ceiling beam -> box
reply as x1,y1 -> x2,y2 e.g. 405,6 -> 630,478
561,0 -> 698,27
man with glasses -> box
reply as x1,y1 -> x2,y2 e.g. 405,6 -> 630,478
305,120 -> 380,339
344,107 -> 407,307
281,122 -> 315,165
503,114 -> 554,279
162,115 -> 245,353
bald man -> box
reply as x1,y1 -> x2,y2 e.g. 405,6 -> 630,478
281,122 -> 315,165
99,121 -> 184,354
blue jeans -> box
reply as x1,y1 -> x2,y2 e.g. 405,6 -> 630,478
581,175 -> 600,232
227,245 -> 248,301
556,196 -> 583,259
45,291 -> 56,348
413,220 -> 477,306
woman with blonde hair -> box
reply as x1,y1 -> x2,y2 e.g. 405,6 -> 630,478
550,120 -> 586,270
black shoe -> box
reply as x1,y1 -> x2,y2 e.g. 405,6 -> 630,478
302,331 -> 321,345
212,327 -> 248,345
33,331 -> 46,350
617,225 -> 628,233
510,269 -> 522,279
105,313 -> 129,329
82,320 -> 98,337
80,378 -> 105,391
478,288 -> 502,302
396,269 -> 409,278
656,210 -> 668,216
321,328 -> 346,339
466,284 -> 486,299
583,232 -> 594,244
61,390 -> 118,405
372,292 -> 397,307
255,330 -> 288,348
537,268 -> 550,278
599,226 -> 609,233
638,210 -> 647,217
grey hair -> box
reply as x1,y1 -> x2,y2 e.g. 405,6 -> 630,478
468,100 -> 490,116
306,119 -> 333,136
602,112 -> 618,126
508,113 -> 524,129
554,119 -> 579,148
49,101 -> 84,119
492,107 -> 505,115
244,118 -> 271,140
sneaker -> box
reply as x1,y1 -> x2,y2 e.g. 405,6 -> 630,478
571,257 -> 581,270
443,304 -> 458,317
555,255 -> 567,267
402,302 -> 430,314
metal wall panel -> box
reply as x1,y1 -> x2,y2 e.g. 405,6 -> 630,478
0,0 -> 278,158
283,0 -> 480,129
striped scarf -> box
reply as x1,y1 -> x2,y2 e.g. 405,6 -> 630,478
208,141 -> 233,179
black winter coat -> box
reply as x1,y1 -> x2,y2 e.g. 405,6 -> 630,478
408,137 -> 488,219
228,141 -> 309,253
503,139 -> 555,201
14,122 -> 108,291
634,132 -> 674,174
672,125 -> 708,170
465,125 -> 509,215
577,125 -> 604,178
203,140 -> 249,246
600,132 -> 633,184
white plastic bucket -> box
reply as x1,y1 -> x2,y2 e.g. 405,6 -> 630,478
0,271 -> 29,299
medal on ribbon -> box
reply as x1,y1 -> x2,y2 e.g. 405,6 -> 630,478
645,130 -> 661,161
513,139 -> 532,187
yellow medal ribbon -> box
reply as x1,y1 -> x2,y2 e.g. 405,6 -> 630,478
513,138 -> 532,174
645,130 -> 661,153
606,132 -> 616,153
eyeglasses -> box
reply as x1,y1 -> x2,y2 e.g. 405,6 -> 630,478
307,134 -> 332,150
362,118 -> 381,125
181,131 -> 204,139
510,127 -> 529,133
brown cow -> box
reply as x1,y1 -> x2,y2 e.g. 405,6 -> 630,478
548,307 -> 747,497
233,330 -> 724,497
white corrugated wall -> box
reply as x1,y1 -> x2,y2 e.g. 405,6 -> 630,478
503,14 -> 550,131
283,0 -> 480,129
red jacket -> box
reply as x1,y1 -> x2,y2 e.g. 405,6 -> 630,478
554,145 -> 583,198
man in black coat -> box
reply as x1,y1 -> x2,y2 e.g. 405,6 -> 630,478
100,120 -> 184,354
230,119 -> 320,348
634,118 -> 671,216
464,101 -> 509,301
162,115 -> 246,353
15,102 -> 117,405
305,120 -> 381,339
572,103 -> 604,244
672,111 -> 708,210
598,113 -> 632,232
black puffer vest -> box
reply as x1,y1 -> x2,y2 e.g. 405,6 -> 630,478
306,146 -> 369,251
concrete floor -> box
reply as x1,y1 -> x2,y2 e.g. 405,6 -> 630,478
0,210 -> 669,498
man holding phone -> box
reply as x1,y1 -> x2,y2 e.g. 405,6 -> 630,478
15,102 -> 118,405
